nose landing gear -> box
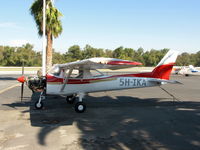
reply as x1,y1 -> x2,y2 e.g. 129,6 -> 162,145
35,91 -> 45,109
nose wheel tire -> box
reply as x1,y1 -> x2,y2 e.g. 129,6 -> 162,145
35,101 -> 44,109
66,95 -> 76,104
75,102 -> 86,113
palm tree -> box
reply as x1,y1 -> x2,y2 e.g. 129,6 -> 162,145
30,0 -> 63,71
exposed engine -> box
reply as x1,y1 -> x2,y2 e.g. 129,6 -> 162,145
27,76 -> 46,92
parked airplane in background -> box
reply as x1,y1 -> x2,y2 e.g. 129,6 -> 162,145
17,50 -> 179,113
178,65 -> 200,76
172,66 -> 181,74
188,65 -> 200,73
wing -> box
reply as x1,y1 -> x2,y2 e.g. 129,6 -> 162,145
55,57 -> 142,70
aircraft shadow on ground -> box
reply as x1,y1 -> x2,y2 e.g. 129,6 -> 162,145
0,77 -> 17,80
29,92 -> 200,150
3,92 -> 200,150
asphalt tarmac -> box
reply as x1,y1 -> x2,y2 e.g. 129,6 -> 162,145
0,74 -> 200,150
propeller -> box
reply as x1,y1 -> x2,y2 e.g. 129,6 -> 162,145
21,81 -> 24,102
17,61 -> 26,102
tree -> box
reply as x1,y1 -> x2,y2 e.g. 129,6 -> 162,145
105,49 -> 113,58
82,45 -> 94,59
124,48 -> 135,60
0,46 -> 4,65
113,46 -> 125,59
2,46 -> 16,66
53,51 -> 65,64
135,47 -> 145,64
176,52 -> 191,66
66,45 -> 82,61
30,0 -> 63,71
193,51 -> 200,66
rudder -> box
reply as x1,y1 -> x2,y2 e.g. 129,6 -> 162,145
151,50 -> 179,80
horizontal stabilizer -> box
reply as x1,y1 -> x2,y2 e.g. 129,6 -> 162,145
149,78 -> 182,84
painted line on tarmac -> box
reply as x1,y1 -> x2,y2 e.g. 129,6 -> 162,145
0,84 -> 20,94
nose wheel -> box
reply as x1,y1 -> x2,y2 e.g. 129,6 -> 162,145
35,101 -> 44,109
34,91 -> 45,109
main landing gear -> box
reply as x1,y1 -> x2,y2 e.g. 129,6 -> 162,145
34,92 -> 87,113
66,93 -> 86,113
75,102 -> 86,113
75,93 -> 86,113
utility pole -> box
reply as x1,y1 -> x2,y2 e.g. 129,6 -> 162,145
42,0 -> 46,76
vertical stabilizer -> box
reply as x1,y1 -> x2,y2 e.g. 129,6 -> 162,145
151,50 -> 179,80
189,65 -> 195,70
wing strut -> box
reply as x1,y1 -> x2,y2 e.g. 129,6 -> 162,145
60,68 -> 73,92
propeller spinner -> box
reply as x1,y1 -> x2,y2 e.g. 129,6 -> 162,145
17,76 -> 26,83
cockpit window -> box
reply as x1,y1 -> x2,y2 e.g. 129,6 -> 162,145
50,66 -> 105,79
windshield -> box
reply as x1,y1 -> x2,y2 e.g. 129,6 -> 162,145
49,65 -> 61,76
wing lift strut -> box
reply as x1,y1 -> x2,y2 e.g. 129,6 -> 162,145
60,68 -> 73,92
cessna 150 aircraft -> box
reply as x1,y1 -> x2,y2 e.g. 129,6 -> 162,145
17,50 -> 179,113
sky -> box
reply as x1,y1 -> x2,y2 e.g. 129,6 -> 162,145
0,0 -> 200,53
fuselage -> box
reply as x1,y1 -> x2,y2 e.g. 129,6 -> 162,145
46,73 -> 160,95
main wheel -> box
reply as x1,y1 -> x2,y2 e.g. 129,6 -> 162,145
35,101 -> 44,109
75,102 -> 86,113
66,95 -> 76,104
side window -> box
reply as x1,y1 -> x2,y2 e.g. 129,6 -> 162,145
90,69 -> 104,77
64,69 -> 104,79
68,69 -> 83,79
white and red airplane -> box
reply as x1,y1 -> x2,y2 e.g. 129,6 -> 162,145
17,50 -> 179,113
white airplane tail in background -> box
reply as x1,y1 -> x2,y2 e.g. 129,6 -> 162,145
188,65 -> 199,72
151,50 -> 179,80
189,65 -> 195,70
189,65 -> 195,72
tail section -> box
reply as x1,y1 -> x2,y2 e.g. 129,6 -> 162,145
188,65 -> 198,72
151,50 -> 179,80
